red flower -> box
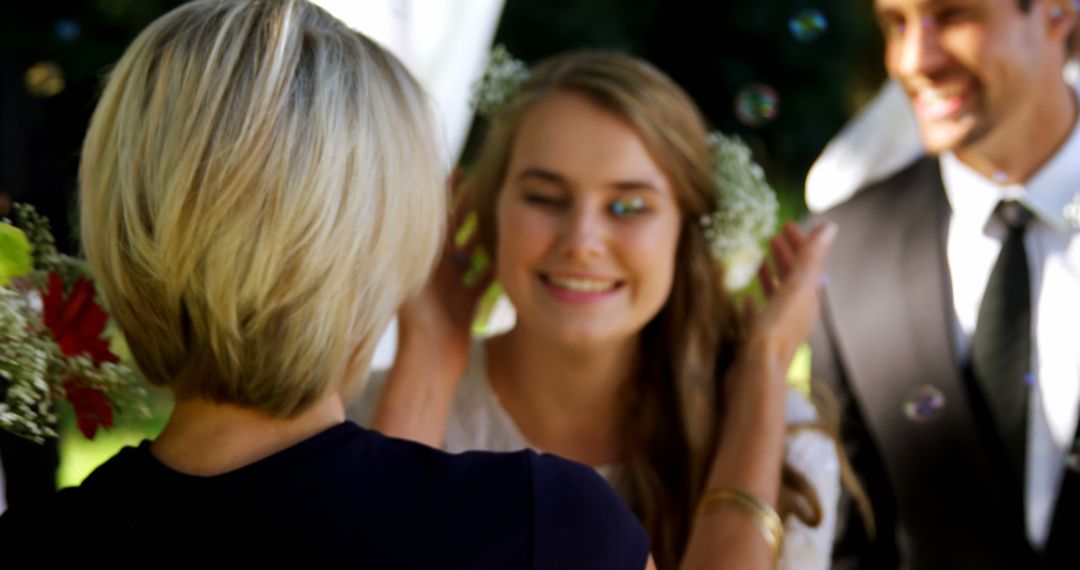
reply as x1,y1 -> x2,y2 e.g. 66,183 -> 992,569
63,378 -> 114,439
42,273 -> 120,439
42,273 -> 118,365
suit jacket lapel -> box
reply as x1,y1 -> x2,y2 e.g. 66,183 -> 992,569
825,158 -> 985,484
1042,421 -> 1080,568
896,159 -> 964,434
822,158 -> 1027,565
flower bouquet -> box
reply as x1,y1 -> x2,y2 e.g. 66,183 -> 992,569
0,203 -> 145,443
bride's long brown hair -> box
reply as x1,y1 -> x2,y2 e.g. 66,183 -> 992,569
470,51 -> 862,569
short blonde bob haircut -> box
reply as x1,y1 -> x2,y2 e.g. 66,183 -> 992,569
80,0 -> 444,417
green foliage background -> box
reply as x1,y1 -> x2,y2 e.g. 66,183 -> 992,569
482,0 -> 886,216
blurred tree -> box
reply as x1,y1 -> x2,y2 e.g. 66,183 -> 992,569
0,0 -> 185,251
1,0 -> 884,234
477,0 -> 885,217
645,0 -> 884,216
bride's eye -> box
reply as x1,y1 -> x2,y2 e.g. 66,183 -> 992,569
609,196 -> 648,218
523,191 -> 565,207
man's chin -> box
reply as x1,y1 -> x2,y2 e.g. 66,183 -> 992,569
916,118 -> 977,156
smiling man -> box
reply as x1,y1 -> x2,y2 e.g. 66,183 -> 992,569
809,0 -> 1079,568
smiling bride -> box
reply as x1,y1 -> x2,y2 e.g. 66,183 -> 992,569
353,50 -> 866,570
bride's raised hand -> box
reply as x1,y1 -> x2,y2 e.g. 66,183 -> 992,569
395,168 -> 495,380
373,170 -> 494,446
735,221 -> 837,397
687,221 -> 837,569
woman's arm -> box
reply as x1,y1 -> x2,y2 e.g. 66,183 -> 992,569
370,322 -> 471,446
680,222 -> 837,570
370,174 -> 494,446
680,340 -> 789,569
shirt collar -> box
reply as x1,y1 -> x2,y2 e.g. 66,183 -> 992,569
941,85 -> 1080,234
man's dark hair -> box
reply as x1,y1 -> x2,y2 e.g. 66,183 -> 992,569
1071,10 -> 1079,56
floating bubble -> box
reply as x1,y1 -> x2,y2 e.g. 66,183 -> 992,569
789,9 -> 828,42
1066,442 -> 1080,473
902,385 -> 946,423
54,19 -> 81,42
24,61 -> 65,98
734,84 -> 779,127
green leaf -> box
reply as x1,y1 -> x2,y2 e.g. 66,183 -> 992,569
0,223 -> 33,285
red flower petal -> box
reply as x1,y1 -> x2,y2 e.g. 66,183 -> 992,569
41,274 -> 119,365
63,379 -> 115,440
76,417 -> 99,439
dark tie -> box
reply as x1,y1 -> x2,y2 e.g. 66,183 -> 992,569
971,200 -> 1032,488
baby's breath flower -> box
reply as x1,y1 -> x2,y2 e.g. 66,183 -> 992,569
0,287 -> 57,442
702,133 -> 779,289
470,45 -> 530,120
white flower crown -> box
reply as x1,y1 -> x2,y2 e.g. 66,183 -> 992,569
470,46 -> 778,280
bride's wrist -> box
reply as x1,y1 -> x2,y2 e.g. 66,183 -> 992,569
717,345 -> 789,447
731,336 -> 789,392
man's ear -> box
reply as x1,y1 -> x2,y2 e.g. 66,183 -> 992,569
1047,0 -> 1079,43
1067,0 -> 1080,58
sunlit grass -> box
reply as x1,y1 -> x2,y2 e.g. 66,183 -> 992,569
52,320 -> 171,488
787,343 -> 812,397
56,389 -> 171,488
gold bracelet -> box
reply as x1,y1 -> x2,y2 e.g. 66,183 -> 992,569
697,487 -> 784,559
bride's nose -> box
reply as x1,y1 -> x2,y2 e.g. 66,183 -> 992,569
556,203 -> 607,261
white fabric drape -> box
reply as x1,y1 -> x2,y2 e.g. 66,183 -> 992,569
311,0 -> 506,163
310,0 -> 507,369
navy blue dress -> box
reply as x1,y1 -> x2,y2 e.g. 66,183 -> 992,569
0,422 -> 649,568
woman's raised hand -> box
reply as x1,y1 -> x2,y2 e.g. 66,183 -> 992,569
372,170 -> 495,446
723,220 -> 837,416
742,221 -> 837,376
688,221 -> 837,570
395,168 -> 495,378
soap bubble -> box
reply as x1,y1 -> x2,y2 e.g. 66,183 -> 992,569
734,84 -> 779,127
902,385 -> 946,423
1067,441 -> 1080,473
789,9 -> 828,42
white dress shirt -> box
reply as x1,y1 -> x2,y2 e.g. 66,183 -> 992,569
941,92 -> 1080,548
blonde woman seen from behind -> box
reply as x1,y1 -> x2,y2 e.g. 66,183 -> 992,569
0,3 -> 651,567
358,51 -> 844,570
